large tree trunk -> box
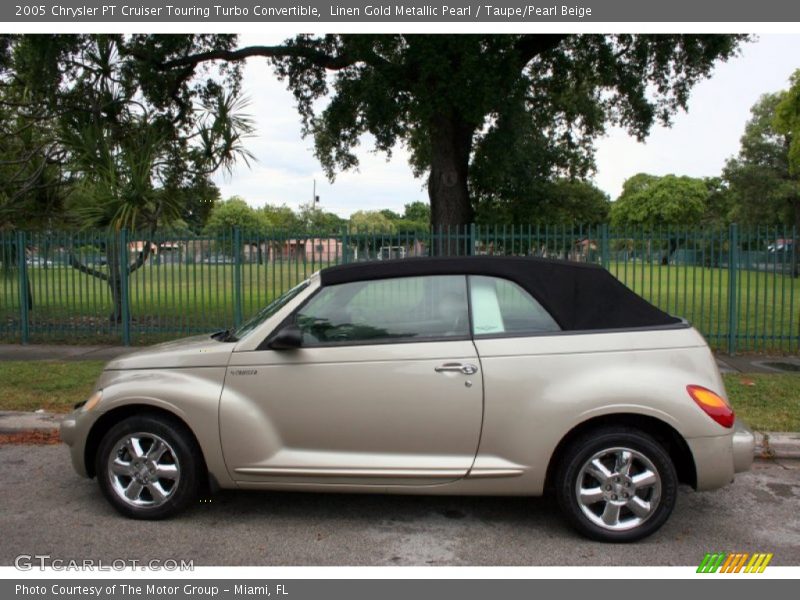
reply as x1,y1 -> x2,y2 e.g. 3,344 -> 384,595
107,243 -> 124,325
427,114 -> 475,234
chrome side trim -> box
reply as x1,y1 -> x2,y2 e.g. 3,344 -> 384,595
466,468 -> 525,479
233,467 -> 466,479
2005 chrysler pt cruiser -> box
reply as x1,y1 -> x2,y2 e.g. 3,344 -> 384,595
61,256 -> 755,542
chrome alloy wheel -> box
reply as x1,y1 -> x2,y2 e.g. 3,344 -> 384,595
107,432 -> 181,508
575,446 -> 661,531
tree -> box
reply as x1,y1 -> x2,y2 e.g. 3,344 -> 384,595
724,93 -> 799,229
298,205 -> 346,231
610,174 -> 708,228
349,210 -> 396,232
402,201 -> 430,225
0,35 -> 254,321
611,174 -> 710,264
204,196 -> 267,234
261,204 -> 301,230
128,34 -> 746,230
774,69 -> 800,176
475,178 -> 609,225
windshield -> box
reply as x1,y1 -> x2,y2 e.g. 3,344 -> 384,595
231,279 -> 312,340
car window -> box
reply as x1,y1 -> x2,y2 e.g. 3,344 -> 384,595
295,275 -> 469,345
233,279 -> 311,339
469,275 -> 560,336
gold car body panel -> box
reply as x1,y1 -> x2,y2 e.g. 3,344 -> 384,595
221,340 -> 484,486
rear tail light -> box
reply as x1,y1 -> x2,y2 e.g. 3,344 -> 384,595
687,385 -> 735,428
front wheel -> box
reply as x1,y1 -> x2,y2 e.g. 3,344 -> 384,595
555,427 -> 678,542
95,415 -> 202,519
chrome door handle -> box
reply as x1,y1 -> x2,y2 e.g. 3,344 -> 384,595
435,363 -> 478,375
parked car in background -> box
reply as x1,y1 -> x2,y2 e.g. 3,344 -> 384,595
61,256 -> 754,542
25,257 -> 54,267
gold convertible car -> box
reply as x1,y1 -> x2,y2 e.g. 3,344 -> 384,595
61,256 -> 754,542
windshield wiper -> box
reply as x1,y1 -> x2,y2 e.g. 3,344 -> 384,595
211,328 -> 239,342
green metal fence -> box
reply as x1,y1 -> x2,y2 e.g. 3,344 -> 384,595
1,224 -> 798,353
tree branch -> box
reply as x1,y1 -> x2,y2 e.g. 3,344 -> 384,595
514,34 -> 571,70
131,44 -> 361,73
126,241 -> 152,274
68,253 -> 109,282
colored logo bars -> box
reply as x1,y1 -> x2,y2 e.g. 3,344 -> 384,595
697,552 -> 773,573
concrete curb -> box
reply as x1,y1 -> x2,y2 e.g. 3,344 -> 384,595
1,411 -> 799,460
754,431 -> 800,460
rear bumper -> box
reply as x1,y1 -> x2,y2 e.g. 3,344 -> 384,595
732,419 -> 756,473
686,420 -> 754,491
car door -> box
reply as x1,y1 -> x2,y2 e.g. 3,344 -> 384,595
220,274 -> 483,486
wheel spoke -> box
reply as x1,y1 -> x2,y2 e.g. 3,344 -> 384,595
147,482 -> 167,503
586,459 -> 613,483
627,496 -> 652,518
601,502 -> 621,526
125,437 -> 145,459
615,450 -> 633,476
579,487 -> 605,505
146,439 -> 167,462
632,470 -> 657,489
111,458 -> 132,476
125,481 -> 144,501
155,464 -> 179,480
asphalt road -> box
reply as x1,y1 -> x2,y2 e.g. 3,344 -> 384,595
1,445 -> 798,566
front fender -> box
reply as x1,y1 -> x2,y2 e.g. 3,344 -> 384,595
77,367 -> 233,488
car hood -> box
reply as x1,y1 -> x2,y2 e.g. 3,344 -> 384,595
104,334 -> 235,370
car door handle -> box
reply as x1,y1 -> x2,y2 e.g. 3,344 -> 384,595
435,362 -> 479,375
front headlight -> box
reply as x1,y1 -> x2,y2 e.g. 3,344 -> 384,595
75,390 -> 103,412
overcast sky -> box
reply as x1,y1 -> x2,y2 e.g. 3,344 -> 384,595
213,34 -> 800,217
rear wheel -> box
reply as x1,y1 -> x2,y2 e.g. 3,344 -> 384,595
555,427 -> 678,542
95,415 -> 202,519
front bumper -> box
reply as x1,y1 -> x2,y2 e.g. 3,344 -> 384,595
732,419 -> 756,473
60,409 -> 93,478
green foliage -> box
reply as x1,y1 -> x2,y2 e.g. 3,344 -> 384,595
724,92 -> 799,227
349,210 -> 397,232
298,205 -> 346,231
260,204 -> 302,230
0,35 -> 252,232
475,178 -> 610,226
402,201 -> 430,224
610,174 -> 708,228
773,69 -> 800,176
204,196 -> 267,234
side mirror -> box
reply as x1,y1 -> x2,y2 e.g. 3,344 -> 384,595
268,324 -> 303,350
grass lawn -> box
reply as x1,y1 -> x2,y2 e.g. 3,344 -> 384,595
723,373 -> 800,432
0,360 -> 797,432
0,360 -> 105,412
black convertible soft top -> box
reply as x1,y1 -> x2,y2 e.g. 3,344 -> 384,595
319,256 -> 683,331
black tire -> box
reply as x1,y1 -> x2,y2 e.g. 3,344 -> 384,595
555,426 -> 678,543
95,414 -> 202,520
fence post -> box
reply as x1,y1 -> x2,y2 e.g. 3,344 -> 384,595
341,226 -> 349,264
600,224 -> 610,269
727,223 -> 739,355
118,229 -> 131,346
469,223 -> 476,256
16,230 -> 29,345
232,228 -> 243,328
